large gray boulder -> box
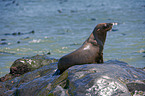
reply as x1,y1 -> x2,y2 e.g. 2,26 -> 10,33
48,60 -> 145,96
0,55 -> 144,96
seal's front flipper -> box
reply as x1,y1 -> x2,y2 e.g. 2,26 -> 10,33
52,69 -> 61,76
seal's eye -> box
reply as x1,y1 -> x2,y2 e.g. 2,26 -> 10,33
103,24 -> 108,29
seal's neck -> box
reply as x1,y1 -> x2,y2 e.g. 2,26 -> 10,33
93,28 -> 107,46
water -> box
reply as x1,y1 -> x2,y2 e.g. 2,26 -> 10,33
0,0 -> 145,77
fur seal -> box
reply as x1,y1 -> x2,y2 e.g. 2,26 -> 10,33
54,23 -> 115,75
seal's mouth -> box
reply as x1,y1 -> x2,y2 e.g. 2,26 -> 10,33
107,22 -> 118,31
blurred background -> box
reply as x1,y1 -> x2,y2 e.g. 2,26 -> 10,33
0,0 -> 145,77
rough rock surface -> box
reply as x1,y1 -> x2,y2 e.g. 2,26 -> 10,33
0,55 -> 58,82
0,55 -> 145,96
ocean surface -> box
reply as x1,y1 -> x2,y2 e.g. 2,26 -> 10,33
0,0 -> 145,77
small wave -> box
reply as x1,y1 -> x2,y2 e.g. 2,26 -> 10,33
29,39 -> 41,43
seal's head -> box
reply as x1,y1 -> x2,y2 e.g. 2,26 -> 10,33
95,23 -> 115,32
93,23 -> 117,45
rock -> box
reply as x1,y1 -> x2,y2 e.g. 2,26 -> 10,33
12,32 -> 18,35
57,10 -> 62,13
0,59 -> 144,96
0,55 -> 58,82
0,39 -> 6,41
12,0 -> 15,4
29,30 -> 35,34
4,31 -> 35,36
0,74 -> 13,82
90,18 -> 97,21
22,37 -> 30,40
0,42 -> 7,45
0,51 -> 15,55
49,60 -> 145,96
70,10 -> 77,13
17,41 -> 20,44
121,33 -> 126,36
0,62 -> 58,96
16,3 -> 19,6
4,33 -> 11,35
47,51 -> 51,55
0,39 -> 7,45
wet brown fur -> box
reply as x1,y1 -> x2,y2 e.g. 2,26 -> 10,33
58,23 -> 113,74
